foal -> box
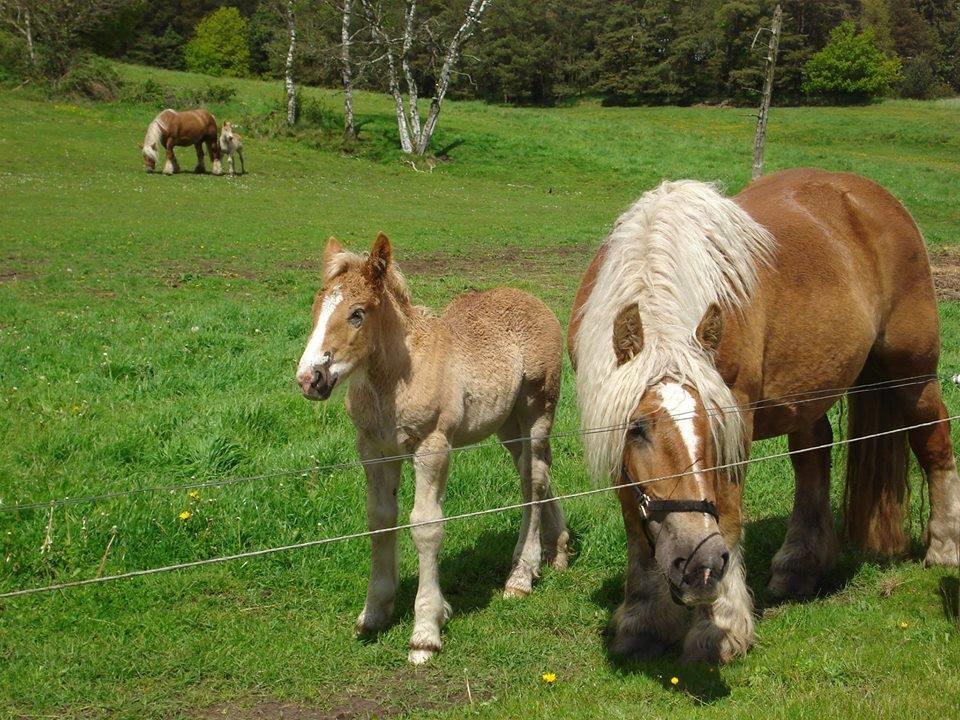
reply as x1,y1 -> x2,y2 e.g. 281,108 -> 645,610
219,121 -> 245,175
296,233 -> 570,664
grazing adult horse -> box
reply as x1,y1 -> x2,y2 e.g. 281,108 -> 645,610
296,233 -> 570,664
140,108 -> 222,176
569,168 -> 960,664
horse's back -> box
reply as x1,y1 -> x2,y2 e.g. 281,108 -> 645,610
442,287 -> 563,399
735,169 -> 939,435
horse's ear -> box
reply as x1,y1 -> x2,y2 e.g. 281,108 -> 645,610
365,232 -> 392,289
696,303 -> 724,358
612,302 -> 644,366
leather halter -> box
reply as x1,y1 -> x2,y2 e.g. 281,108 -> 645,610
621,466 -> 720,549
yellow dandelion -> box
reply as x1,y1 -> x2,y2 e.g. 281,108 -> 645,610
178,510 -> 192,521
670,677 -> 680,686
899,621 -> 908,629
541,672 -> 556,684
188,490 -> 201,501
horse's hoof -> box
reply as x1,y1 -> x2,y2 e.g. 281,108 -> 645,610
767,570 -> 820,600
408,647 -> 436,665
354,606 -> 392,636
925,537 -> 960,567
503,585 -> 530,600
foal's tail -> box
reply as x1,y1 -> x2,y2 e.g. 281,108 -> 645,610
843,381 -> 910,556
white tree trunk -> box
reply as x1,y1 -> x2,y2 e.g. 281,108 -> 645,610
752,4 -> 782,181
413,0 -> 491,156
361,0 -> 413,153
401,1 -> 421,139
285,0 -> 297,126
341,0 -> 355,139
23,4 -> 34,65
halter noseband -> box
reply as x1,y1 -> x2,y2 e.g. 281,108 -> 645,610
621,466 -> 720,548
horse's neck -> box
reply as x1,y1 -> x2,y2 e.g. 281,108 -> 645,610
359,295 -> 421,394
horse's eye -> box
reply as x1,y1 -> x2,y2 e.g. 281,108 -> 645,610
627,419 -> 649,442
348,309 -> 364,328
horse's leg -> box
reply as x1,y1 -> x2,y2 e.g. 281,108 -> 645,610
895,379 -> 960,566
193,142 -> 206,174
768,415 -> 838,597
407,431 -> 453,664
237,148 -> 245,175
163,138 -> 178,175
682,543 -> 754,664
498,416 -> 535,598
354,436 -> 401,635
504,417 -> 544,598
210,136 -> 222,175
608,494 -> 687,659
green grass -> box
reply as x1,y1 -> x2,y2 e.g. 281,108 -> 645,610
1,66 -> 960,719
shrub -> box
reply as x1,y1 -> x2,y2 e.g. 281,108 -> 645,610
184,7 -> 251,78
0,30 -> 32,84
900,55 -> 945,100
58,54 -> 123,101
119,77 -> 168,105
802,22 -> 901,103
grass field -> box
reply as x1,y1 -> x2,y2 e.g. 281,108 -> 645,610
2,65 -> 960,719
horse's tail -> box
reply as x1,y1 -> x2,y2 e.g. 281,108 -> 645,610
843,376 -> 910,556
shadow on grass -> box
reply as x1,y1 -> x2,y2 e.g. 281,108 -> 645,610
940,576 -> 960,624
586,513 -> 874,703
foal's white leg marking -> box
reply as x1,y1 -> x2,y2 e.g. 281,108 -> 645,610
658,382 -> 710,530
297,289 -> 343,377
408,432 -> 453,664
212,157 -> 222,175
682,544 -> 754,663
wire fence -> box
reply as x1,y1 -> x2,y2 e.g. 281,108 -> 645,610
1,372 -> 949,514
2,412 -> 957,600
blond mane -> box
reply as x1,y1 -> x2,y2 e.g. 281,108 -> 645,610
574,179 -> 776,485
141,110 -> 173,163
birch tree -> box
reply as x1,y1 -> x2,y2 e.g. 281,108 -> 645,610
751,3 -> 782,180
341,0 -> 355,139
360,0 -> 492,156
0,1 -> 35,66
284,0 -> 297,125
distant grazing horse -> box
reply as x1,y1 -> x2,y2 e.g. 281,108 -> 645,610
140,108 -> 222,175
219,121 -> 245,176
570,168 -> 960,664
296,233 -> 570,664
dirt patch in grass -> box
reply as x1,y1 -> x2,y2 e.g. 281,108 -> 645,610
286,243 -> 593,284
199,666 -> 483,720
0,254 -> 44,283
931,247 -> 960,301
156,258 -> 264,287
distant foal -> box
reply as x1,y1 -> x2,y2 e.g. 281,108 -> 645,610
219,121 -> 245,175
296,233 -> 570,664
140,108 -> 222,176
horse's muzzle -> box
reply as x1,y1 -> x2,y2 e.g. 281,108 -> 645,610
298,362 -> 337,401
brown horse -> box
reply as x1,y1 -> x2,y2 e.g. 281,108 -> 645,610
296,233 -> 570,664
569,168 -> 959,663
140,109 -> 222,175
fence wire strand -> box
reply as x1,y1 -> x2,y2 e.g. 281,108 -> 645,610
2,413 -> 957,600
1,372 -> 948,514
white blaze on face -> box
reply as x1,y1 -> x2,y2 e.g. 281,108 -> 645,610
297,288 -> 343,378
658,381 -> 710,527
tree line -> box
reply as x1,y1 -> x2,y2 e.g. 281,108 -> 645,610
5,0 -> 953,105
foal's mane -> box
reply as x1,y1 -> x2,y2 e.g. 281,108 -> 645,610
326,250 -> 425,318
574,180 -> 776,485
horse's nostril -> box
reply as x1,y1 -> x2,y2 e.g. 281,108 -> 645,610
720,552 -> 730,572
672,557 -> 686,573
